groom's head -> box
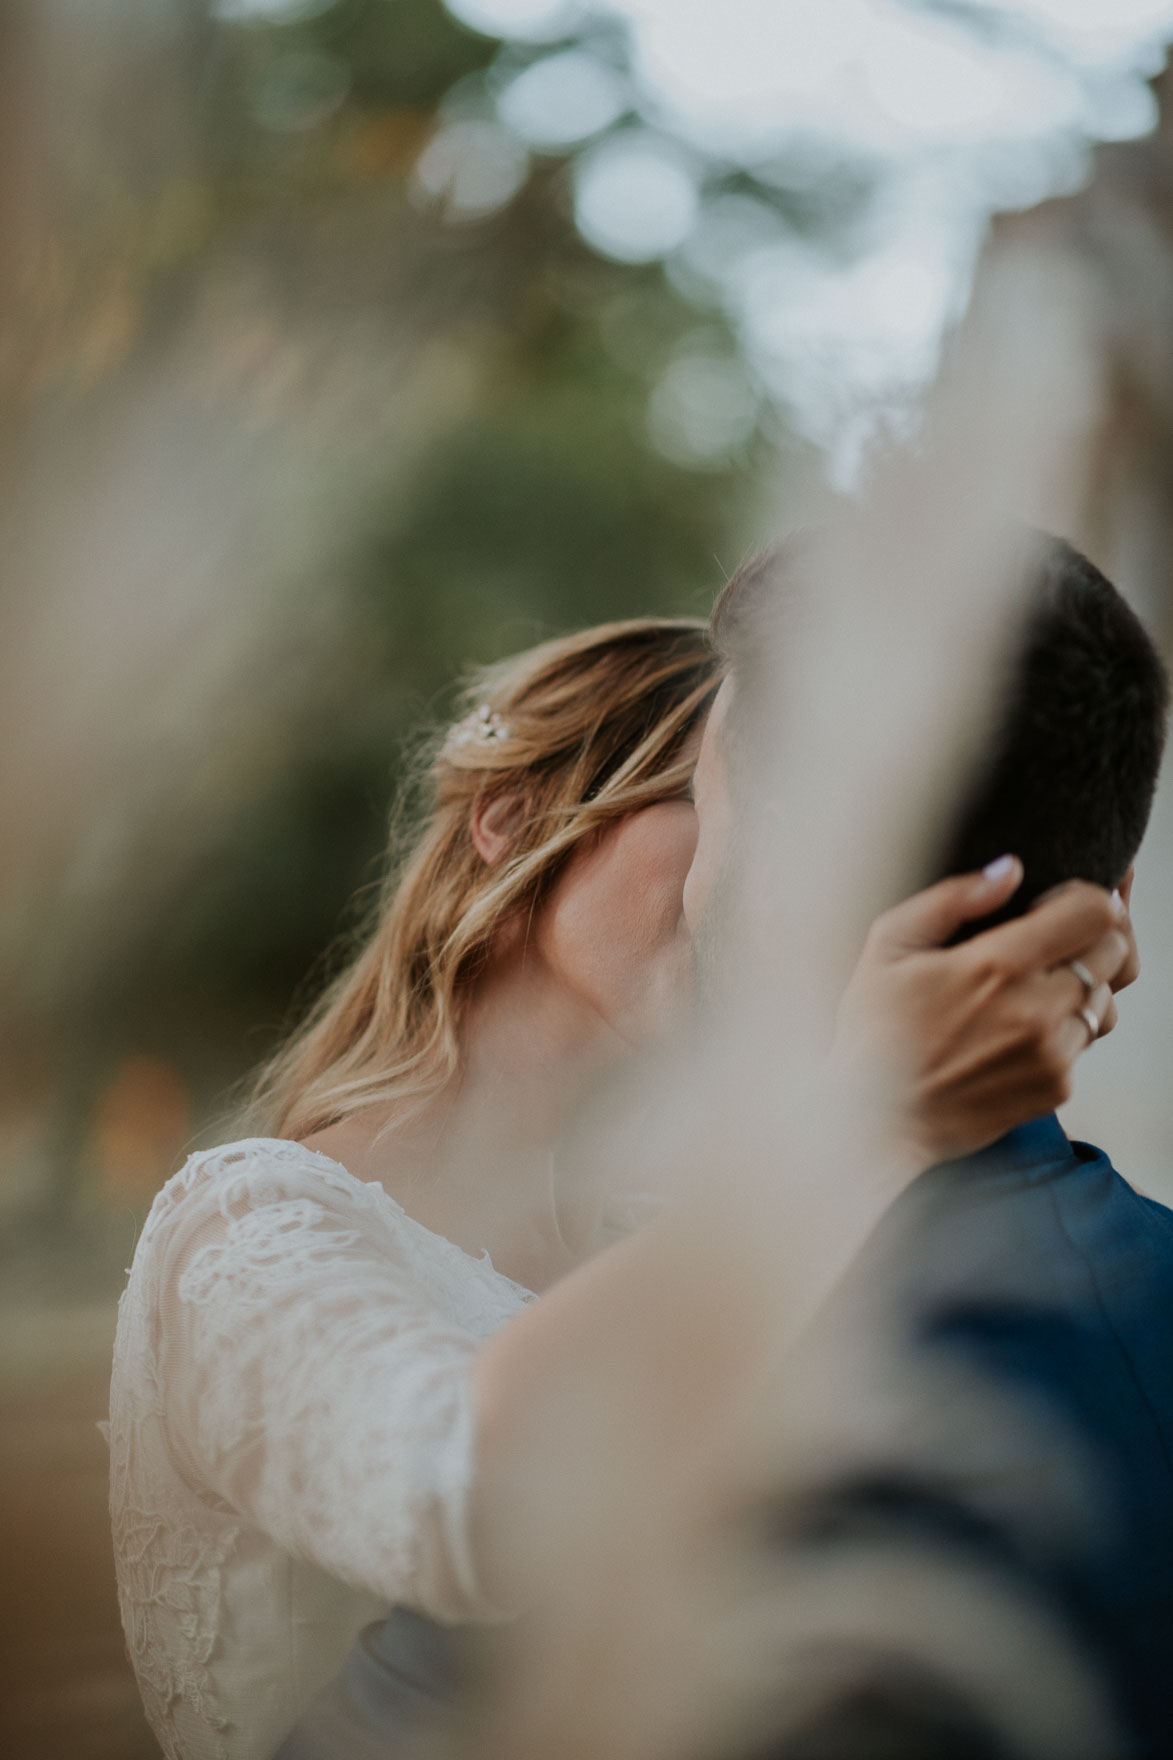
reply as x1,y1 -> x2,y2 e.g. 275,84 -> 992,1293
691,532 -> 1168,930
933,537 -> 1169,922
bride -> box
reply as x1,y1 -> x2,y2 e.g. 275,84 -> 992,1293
107,615 -> 1131,1760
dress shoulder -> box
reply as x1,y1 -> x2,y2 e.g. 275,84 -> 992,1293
140,1134 -> 389,1238
136,1135 -> 533,1329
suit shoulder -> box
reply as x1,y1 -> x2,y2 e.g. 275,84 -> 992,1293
1051,1144 -> 1173,1289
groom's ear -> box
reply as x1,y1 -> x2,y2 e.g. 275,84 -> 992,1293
470,791 -> 525,867
1117,865 -> 1135,908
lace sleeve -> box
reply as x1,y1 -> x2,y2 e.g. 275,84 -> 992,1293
149,1142 -> 506,1624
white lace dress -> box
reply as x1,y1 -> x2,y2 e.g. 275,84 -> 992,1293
107,1138 -> 535,1760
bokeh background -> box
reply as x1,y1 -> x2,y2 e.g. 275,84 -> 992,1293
3,2 -> 1173,1755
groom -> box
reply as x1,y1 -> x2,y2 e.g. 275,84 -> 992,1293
697,532 -> 1173,1759
279,534 -> 1172,1759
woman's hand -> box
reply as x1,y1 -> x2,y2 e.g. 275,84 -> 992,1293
836,858 -> 1135,1167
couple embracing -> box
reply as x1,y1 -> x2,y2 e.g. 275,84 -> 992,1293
108,532 -> 1173,1760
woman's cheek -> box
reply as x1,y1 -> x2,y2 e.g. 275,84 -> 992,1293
618,804 -> 699,954
541,805 -> 698,1017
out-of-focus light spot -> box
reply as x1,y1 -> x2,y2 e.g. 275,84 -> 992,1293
647,351 -> 758,467
413,119 -> 530,218
1014,0 -> 1173,58
250,50 -> 351,132
498,50 -> 626,148
750,137 -> 871,197
860,14 -> 1081,144
617,0 -> 863,159
444,0 -> 582,43
214,0 -> 336,23
574,136 -> 699,263
611,0 -> 1093,160
1089,73 -> 1161,139
739,232 -> 962,461
672,193 -> 785,295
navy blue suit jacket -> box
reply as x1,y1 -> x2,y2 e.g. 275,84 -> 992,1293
808,1115 -> 1173,1757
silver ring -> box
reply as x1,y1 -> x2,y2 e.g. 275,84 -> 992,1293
1069,959 -> 1097,998
1078,1004 -> 1100,1044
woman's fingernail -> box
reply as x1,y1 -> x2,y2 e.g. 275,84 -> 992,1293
1111,888 -> 1126,918
983,854 -> 1016,883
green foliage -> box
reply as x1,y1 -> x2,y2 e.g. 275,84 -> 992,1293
155,256 -> 749,1032
315,0 -> 495,107
362,292 -> 733,658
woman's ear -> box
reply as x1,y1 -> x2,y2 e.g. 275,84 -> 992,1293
470,792 -> 524,867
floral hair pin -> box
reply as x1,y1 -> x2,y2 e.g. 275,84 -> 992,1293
445,703 -> 513,752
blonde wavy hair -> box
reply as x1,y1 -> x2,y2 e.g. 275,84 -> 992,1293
255,618 -> 719,1140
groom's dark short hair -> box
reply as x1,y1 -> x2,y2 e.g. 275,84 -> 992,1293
710,534 -> 1169,918
934,539 -> 1168,914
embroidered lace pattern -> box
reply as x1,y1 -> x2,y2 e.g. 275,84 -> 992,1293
108,1138 -> 534,1760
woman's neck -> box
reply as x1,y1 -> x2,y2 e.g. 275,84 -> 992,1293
302,942 -> 624,1290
